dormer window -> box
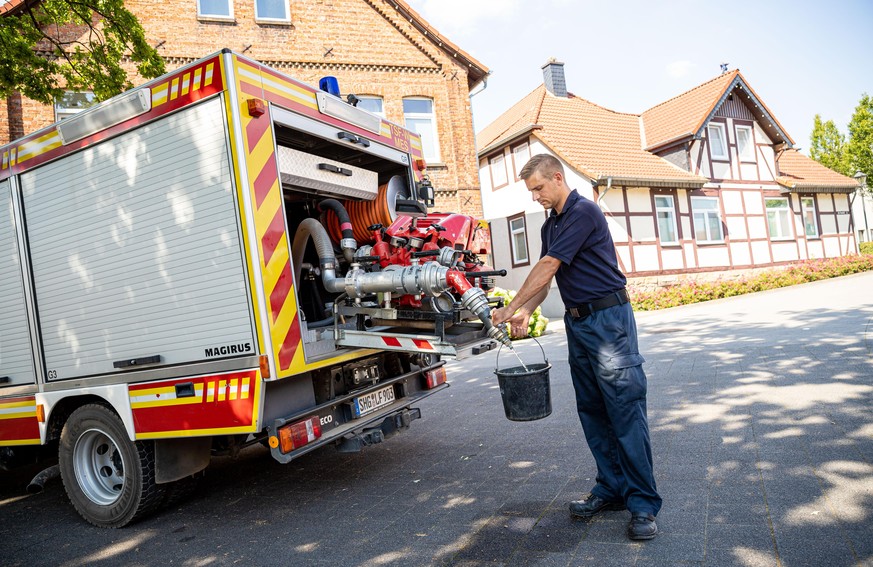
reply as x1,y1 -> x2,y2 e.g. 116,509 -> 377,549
736,125 -> 755,161
707,123 -> 728,160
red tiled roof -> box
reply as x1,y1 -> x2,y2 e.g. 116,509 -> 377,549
641,71 -> 739,150
776,149 -> 859,192
0,0 -> 27,15
478,85 -> 706,187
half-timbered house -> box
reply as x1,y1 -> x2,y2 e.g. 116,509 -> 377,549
478,60 -> 861,316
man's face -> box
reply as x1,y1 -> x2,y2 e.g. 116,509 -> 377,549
525,170 -> 561,210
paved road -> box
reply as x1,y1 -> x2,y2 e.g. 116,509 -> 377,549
1,273 -> 872,566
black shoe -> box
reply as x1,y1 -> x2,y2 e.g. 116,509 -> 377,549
568,493 -> 626,518
627,512 -> 658,540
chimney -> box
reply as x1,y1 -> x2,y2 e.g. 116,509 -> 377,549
542,58 -> 567,97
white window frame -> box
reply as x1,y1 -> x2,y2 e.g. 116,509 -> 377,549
508,213 -> 530,267
707,123 -> 728,160
403,97 -> 440,163
54,91 -> 97,121
355,95 -> 385,118
197,0 -> 233,20
691,196 -> 725,243
489,153 -> 508,189
766,197 -> 793,240
511,141 -> 530,180
255,0 -> 290,23
736,125 -> 755,161
801,197 -> 819,238
655,195 -> 679,244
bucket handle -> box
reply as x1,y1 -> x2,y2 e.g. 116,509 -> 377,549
495,336 -> 548,372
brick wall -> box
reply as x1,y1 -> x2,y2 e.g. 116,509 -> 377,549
1,0 -> 485,218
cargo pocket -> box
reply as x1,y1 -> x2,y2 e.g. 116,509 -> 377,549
598,353 -> 647,404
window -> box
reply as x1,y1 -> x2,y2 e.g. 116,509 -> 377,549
766,198 -> 793,239
707,123 -> 728,160
801,197 -> 818,237
691,197 -> 724,242
508,214 -> 529,266
403,98 -> 439,162
655,195 -> 679,244
736,125 -> 754,161
512,142 -> 530,179
489,153 -> 507,188
255,0 -> 290,21
356,96 -> 384,118
198,0 -> 232,19
54,91 -> 96,121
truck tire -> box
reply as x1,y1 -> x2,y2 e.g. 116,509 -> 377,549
58,404 -> 165,528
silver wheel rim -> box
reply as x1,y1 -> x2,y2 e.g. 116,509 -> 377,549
73,427 -> 125,505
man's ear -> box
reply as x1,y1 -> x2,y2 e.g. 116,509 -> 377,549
553,171 -> 564,185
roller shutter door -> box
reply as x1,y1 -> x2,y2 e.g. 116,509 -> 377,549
0,180 -> 36,386
21,98 -> 255,381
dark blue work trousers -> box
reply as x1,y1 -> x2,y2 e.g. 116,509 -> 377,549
564,302 -> 662,516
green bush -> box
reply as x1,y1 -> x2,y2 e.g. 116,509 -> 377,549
488,287 -> 549,338
629,254 -> 873,311
860,242 -> 873,255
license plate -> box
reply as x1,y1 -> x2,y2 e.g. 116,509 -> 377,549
352,385 -> 396,418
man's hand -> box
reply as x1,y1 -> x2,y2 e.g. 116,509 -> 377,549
492,306 -> 531,338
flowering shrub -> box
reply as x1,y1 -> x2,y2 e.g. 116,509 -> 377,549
861,242 -> 873,255
488,287 -> 549,338
629,254 -> 873,311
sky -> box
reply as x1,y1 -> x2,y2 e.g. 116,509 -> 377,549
405,0 -> 873,155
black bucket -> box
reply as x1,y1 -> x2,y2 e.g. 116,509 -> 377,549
495,339 -> 552,421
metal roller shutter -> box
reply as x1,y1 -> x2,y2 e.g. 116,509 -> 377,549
21,98 -> 255,381
0,180 -> 36,386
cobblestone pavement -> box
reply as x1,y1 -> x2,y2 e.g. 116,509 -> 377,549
1,273 -> 871,566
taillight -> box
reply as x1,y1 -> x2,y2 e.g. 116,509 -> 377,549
425,366 -> 447,389
276,416 -> 321,453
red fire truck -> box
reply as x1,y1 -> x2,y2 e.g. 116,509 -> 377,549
0,49 -> 508,527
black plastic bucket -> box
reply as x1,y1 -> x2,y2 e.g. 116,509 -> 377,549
494,339 -> 552,421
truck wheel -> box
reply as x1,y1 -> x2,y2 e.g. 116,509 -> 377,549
58,404 -> 165,528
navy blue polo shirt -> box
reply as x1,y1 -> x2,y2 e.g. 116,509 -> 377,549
541,190 -> 626,306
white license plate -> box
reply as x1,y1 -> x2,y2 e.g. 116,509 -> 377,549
352,385 -> 396,418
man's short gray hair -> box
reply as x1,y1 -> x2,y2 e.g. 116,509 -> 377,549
519,153 -> 564,181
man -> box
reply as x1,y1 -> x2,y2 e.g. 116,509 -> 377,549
491,154 -> 661,541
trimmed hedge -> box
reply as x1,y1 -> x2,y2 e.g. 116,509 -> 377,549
629,254 -> 873,311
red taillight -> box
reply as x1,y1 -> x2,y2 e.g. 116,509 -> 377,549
425,367 -> 447,389
414,158 -> 427,172
277,416 -> 321,453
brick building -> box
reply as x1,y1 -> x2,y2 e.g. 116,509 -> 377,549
0,0 -> 489,216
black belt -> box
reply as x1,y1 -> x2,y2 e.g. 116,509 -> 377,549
567,289 -> 629,319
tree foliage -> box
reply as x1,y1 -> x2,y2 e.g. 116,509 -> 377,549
846,94 -> 873,188
809,114 -> 848,175
0,0 -> 165,104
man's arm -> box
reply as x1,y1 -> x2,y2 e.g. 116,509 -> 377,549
491,255 -> 561,330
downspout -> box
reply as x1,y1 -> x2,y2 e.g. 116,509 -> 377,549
597,177 -> 613,205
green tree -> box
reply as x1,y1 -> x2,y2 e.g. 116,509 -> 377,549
846,93 -> 873,188
0,0 -> 164,105
809,114 -> 849,175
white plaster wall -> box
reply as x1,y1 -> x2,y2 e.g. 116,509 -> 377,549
806,240 -> 825,259
633,245 -> 660,272
817,194 -> 835,212
677,190 -> 689,213
680,217 -> 693,240
747,217 -> 769,240
683,243 -> 696,267
743,191 -> 764,214
630,216 -> 656,242
824,237 -> 842,257
697,247 -> 730,268
711,161 -> 731,179
607,216 -> 629,244
626,191 -> 652,213
740,163 -> 757,179
771,242 -> 799,263
730,242 -> 752,266
662,248 -> 684,270
725,216 -> 748,239
616,246 -> 633,274
722,190 -> 744,214
851,189 -> 873,242
821,215 -> 838,234
751,241 -> 771,264
837,211 -> 852,233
